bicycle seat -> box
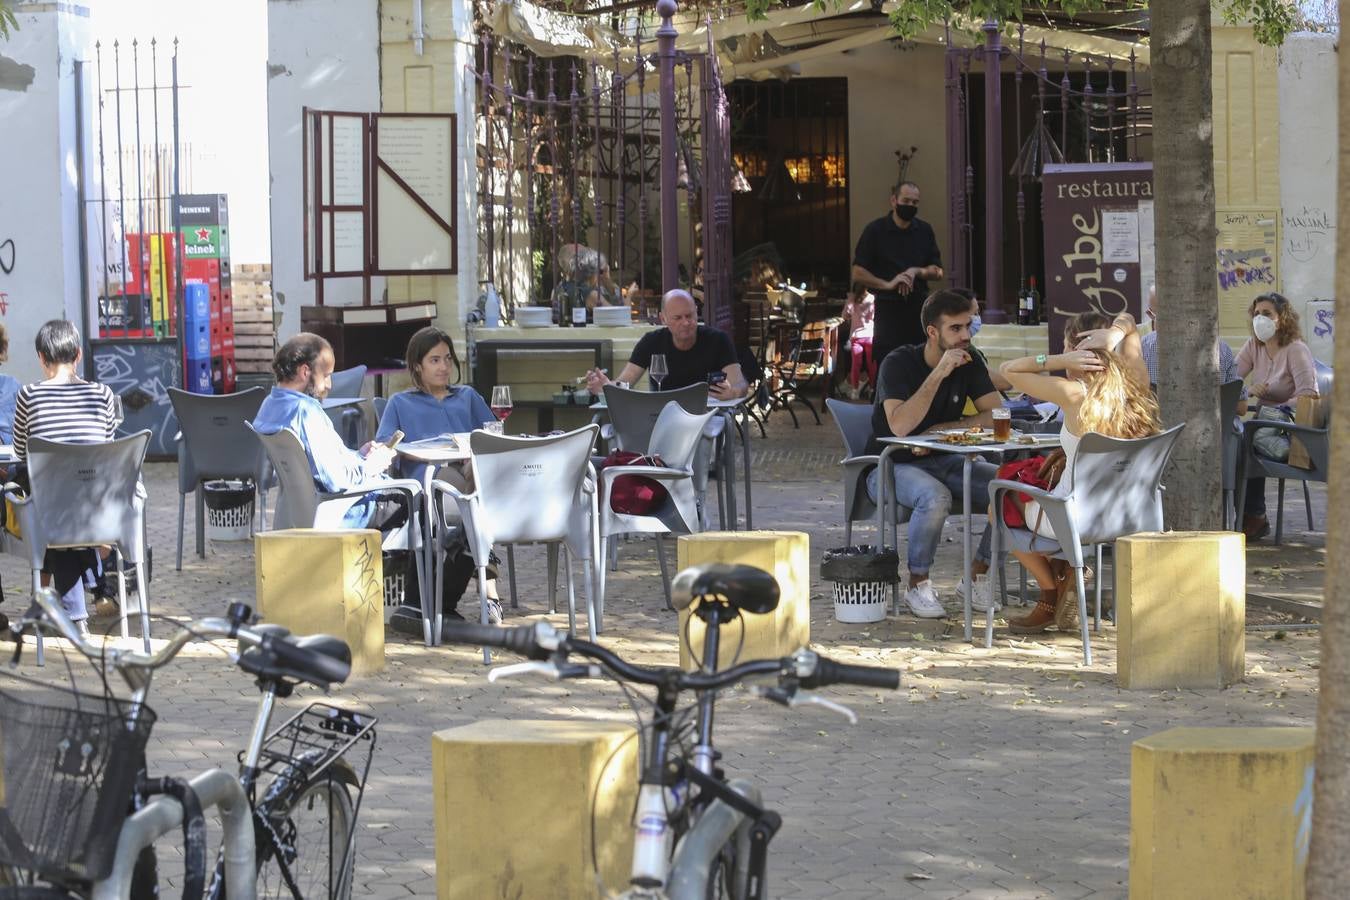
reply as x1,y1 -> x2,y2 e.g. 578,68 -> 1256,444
671,564 -> 780,615
238,633 -> 353,688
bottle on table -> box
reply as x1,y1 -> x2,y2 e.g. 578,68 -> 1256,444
1027,277 -> 1041,325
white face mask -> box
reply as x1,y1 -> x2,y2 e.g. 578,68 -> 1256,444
1252,315 -> 1278,342
969,314 -> 983,337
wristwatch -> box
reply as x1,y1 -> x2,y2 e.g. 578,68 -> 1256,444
1035,353 -> 1049,369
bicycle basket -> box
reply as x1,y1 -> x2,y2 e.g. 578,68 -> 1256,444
0,682 -> 156,882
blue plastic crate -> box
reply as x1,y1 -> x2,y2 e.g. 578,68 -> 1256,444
185,319 -> 210,358
185,356 -> 213,394
184,282 -> 211,323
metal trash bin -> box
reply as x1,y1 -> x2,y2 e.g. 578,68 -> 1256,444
202,480 -> 254,542
821,545 -> 899,624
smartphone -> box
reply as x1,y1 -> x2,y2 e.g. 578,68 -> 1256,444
707,371 -> 728,387
385,430 -> 406,450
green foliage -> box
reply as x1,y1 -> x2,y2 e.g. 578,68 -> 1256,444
0,2 -> 17,40
739,1 -> 1301,48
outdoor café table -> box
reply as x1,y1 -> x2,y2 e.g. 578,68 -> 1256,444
396,433 -> 471,646
877,431 -> 1063,648
590,395 -> 754,530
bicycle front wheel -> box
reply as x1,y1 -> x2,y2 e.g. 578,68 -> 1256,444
255,774 -> 355,900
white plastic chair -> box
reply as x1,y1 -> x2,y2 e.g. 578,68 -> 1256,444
988,424 -> 1185,665
248,423 -> 429,636
433,425 -> 600,663
598,403 -> 713,612
4,431 -> 154,659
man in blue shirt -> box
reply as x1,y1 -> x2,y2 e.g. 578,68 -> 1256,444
253,333 -> 398,527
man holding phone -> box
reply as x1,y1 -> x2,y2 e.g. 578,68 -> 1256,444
584,289 -> 749,399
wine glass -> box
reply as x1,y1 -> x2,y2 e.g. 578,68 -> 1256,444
490,385 -> 513,422
648,354 -> 668,392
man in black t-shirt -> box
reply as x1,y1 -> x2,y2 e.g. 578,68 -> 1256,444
851,181 -> 944,365
866,289 -> 1002,619
584,290 -> 748,399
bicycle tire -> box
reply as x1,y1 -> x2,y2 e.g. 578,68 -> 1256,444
704,841 -> 737,900
254,772 -> 355,900
0,887 -> 82,899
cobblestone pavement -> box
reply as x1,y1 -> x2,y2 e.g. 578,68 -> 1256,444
1,408 -> 1324,899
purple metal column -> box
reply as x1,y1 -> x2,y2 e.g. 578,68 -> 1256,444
944,45 -> 966,291
656,0 -> 680,292
981,20 -> 1007,322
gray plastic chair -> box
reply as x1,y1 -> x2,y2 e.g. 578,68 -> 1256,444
4,431 -> 154,658
168,387 -> 267,570
1219,379 -> 1245,529
434,425 -> 600,663
825,398 -> 910,545
988,424 -> 1185,665
599,403 -> 714,612
247,423 -> 428,634
328,365 -> 367,399
1235,361 -> 1332,542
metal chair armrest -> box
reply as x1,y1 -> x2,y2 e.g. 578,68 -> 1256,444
988,478 -> 1061,508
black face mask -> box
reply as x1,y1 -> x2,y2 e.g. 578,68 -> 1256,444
895,204 -> 918,222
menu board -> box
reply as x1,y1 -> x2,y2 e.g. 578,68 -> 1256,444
306,110 -> 369,277
373,114 -> 457,274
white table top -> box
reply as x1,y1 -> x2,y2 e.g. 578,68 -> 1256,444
879,431 -> 1063,455
590,395 -> 746,411
396,433 -> 472,464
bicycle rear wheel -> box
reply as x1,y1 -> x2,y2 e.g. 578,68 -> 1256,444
254,774 -> 355,900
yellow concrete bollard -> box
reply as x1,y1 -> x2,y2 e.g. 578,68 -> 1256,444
254,529 -> 385,675
1131,727 -> 1314,899
432,719 -> 638,900
1115,532 -> 1245,689
675,531 -> 810,671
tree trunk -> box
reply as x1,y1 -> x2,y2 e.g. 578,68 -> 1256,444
1151,1 -> 1223,530
1306,3 -> 1350,893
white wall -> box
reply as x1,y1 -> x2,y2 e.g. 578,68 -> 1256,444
266,0 -> 382,340
0,3 -> 92,383
1277,31 -> 1336,352
798,41 -> 949,273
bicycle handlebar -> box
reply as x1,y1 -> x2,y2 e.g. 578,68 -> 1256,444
13,588 -> 349,687
440,621 -> 901,692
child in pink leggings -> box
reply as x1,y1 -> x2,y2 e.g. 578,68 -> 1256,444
844,284 -> 876,392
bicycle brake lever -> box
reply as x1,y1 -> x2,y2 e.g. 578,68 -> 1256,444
750,685 -> 858,724
487,661 -> 601,683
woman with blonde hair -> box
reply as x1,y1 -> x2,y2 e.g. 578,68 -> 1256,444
994,310 -> 1159,634
1234,291 -> 1319,540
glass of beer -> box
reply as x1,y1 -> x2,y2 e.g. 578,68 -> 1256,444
992,407 -> 1013,442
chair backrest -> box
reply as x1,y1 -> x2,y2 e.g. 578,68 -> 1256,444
26,431 -> 150,555
647,402 -> 715,470
328,365 -> 367,400
1066,424 -> 1185,546
169,387 -> 267,485
603,383 -> 709,454
825,398 -> 874,458
247,423 -> 321,530
466,425 -> 598,545
1314,359 -> 1334,406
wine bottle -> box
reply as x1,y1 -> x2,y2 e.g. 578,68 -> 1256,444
559,285 -> 571,328
1016,280 -> 1029,326
1027,277 -> 1041,325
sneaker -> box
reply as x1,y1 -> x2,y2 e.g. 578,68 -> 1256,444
903,580 -> 946,619
956,574 -> 998,613
485,597 -> 504,626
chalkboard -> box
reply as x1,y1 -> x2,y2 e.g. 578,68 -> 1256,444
90,339 -> 182,459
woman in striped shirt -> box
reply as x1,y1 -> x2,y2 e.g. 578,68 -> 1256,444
11,320 -> 119,634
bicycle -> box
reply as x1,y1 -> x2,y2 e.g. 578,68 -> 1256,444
0,588 -> 377,900
440,562 -> 902,899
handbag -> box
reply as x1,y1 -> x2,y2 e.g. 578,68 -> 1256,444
1252,405 -> 1293,462
599,450 -> 670,515
996,455 -> 1051,528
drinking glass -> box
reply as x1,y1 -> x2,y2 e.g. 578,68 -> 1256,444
490,385 -> 513,422
648,354 -> 668,392
992,407 -> 1012,442
481,419 -> 504,435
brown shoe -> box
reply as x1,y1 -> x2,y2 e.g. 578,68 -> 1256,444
1243,514 -> 1271,542
1053,566 -> 1091,632
1008,599 -> 1057,634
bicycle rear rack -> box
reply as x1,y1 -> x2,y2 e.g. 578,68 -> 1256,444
255,702 -> 378,795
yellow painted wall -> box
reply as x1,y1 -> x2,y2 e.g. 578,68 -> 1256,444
1211,26 -> 1281,343
380,0 -> 476,327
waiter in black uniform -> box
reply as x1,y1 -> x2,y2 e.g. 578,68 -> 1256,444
850,181 -> 945,365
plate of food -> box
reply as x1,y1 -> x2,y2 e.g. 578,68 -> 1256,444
936,427 -> 1001,446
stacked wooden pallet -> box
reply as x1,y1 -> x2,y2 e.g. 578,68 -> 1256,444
232,263 -> 275,374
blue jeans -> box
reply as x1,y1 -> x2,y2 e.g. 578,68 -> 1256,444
866,454 -> 999,577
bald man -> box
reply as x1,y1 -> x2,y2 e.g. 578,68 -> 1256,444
586,289 -> 748,399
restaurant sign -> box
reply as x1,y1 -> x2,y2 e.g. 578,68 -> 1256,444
1041,163 -> 1153,353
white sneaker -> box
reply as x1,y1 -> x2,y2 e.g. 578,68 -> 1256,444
957,574 -> 999,613
903,580 -> 947,619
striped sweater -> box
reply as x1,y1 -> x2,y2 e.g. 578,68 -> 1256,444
13,379 -> 118,461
